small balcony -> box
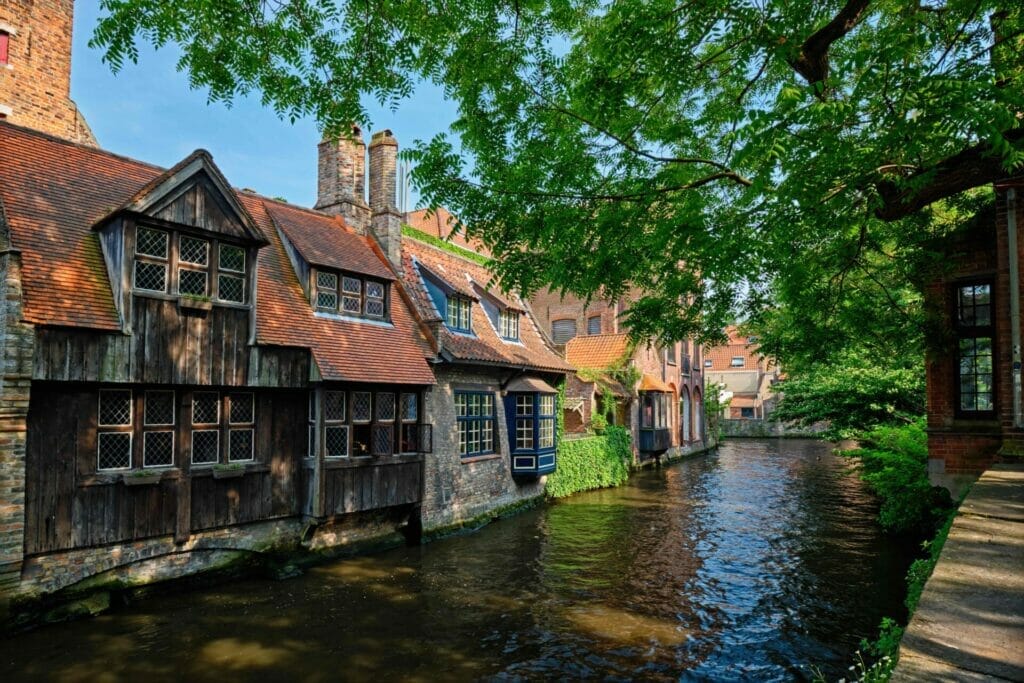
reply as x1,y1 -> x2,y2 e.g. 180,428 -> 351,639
639,427 -> 672,453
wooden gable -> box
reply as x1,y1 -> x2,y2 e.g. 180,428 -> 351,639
95,149 -> 267,245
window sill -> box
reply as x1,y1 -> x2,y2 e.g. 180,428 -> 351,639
323,454 -> 424,468
133,291 -> 250,310
461,453 -> 501,464
79,467 -> 181,488
313,311 -> 394,327
185,462 -> 270,477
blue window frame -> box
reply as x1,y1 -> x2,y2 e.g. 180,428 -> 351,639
447,295 -> 472,332
504,391 -> 557,477
455,391 -> 495,457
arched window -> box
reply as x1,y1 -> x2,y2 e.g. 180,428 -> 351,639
681,389 -> 691,443
693,390 -> 703,440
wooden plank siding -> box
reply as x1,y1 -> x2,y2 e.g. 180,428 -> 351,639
23,383 -> 423,556
33,298 -> 252,386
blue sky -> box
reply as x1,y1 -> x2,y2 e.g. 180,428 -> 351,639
70,3 -> 458,208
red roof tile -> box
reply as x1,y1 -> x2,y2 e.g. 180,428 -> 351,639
1,122 -> 434,385
266,201 -> 394,280
565,334 -> 631,369
401,237 -> 570,373
703,325 -> 766,372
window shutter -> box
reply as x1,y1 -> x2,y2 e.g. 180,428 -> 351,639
552,319 -> 577,344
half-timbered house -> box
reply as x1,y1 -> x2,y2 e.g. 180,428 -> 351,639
0,120 -> 437,611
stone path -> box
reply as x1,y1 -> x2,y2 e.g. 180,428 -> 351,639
892,464 -> 1024,682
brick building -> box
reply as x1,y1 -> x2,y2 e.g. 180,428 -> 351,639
703,326 -> 782,420
530,289 -> 706,460
0,0 -> 95,145
924,180 -> 1024,495
398,225 -> 570,531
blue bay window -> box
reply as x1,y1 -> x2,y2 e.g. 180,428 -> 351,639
503,377 -> 558,478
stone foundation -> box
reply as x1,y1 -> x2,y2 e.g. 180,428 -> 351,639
421,366 -> 546,532
4,506 -> 417,631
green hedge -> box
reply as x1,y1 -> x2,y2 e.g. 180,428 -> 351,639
546,425 -> 632,498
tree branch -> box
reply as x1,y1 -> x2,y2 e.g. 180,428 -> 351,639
788,0 -> 872,92
874,129 -> 1024,221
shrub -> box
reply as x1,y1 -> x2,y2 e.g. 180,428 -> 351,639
845,419 -> 952,535
546,425 -> 632,498
590,413 -> 608,435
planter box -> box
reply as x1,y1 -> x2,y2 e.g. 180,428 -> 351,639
122,472 -> 163,486
212,466 -> 245,480
178,298 -> 213,313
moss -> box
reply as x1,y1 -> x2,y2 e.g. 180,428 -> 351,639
401,225 -> 491,266
421,495 -> 543,542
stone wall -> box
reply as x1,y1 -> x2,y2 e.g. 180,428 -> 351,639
0,244 -> 33,613
0,0 -> 96,145
421,365 -> 544,532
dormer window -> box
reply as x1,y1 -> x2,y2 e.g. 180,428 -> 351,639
500,310 -> 520,341
730,356 -> 745,367
313,268 -> 388,320
447,295 -> 472,332
132,226 -> 249,303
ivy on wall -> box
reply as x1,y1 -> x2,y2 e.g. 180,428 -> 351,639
546,425 -> 632,498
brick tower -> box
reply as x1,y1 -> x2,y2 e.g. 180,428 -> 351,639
0,0 -> 96,146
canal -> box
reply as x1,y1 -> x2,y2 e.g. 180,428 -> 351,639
0,439 -> 915,681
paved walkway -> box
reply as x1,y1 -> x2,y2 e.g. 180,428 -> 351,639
892,464 -> 1024,682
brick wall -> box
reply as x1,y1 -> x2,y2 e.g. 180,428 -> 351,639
0,0 -> 96,145
925,182 -> 1023,490
421,365 -> 544,531
529,288 -> 620,339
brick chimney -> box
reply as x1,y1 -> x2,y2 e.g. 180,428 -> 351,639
315,124 -> 369,233
368,129 -> 402,267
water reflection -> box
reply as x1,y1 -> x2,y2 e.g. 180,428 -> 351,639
0,440 -> 913,682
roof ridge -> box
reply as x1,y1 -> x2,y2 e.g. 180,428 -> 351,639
402,228 -> 490,263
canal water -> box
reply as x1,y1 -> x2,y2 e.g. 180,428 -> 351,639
1,439 -> 915,682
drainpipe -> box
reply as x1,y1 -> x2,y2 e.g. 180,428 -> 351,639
1008,189 -> 1022,428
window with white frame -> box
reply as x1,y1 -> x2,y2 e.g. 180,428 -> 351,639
98,389 -> 133,471
447,295 -> 472,332
538,394 -> 556,448
456,391 -> 494,457
500,310 -> 520,341
730,356 -> 745,367
515,394 -> 534,450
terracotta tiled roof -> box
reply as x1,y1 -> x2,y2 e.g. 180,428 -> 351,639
703,325 -> 766,372
266,201 -> 394,281
565,333 -> 630,369
1,122 -> 434,385
729,396 -> 757,408
405,207 -> 489,255
401,236 -> 571,373
638,373 -> 673,393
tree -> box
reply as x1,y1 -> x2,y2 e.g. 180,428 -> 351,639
92,1 -> 1024,351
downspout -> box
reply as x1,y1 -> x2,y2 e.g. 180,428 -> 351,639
1007,188 -> 1022,428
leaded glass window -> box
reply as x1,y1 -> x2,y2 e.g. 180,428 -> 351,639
456,391 -> 495,457
957,283 -> 994,414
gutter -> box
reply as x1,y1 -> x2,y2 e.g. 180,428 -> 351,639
1008,188 -> 1022,428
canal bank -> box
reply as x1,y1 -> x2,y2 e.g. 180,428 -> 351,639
892,464 -> 1024,682
0,439 -> 914,682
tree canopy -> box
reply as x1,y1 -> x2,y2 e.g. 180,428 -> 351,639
92,1 -> 1024,359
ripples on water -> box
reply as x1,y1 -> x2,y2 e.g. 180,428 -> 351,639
0,439 -> 914,682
